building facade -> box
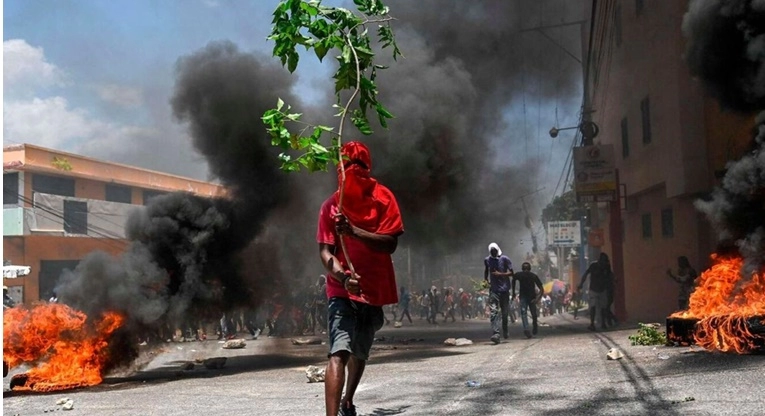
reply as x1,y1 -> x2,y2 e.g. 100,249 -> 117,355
3,143 -> 225,304
584,0 -> 754,322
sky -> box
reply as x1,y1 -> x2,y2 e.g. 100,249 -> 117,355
3,0 -> 587,266
3,0 -> 332,179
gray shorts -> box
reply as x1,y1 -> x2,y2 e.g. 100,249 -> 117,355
588,290 -> 607,309
327,297 -> 384,361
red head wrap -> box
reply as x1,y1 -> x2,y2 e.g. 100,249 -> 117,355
337,141 -> 402,234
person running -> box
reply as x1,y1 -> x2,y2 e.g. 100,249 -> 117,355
458,288 -> 471,320
483,242 -> 514,343
317,141 -> 404,416
512,262 -> 544,338
397,286 -> 413,324
419,289 -> 430,321
578,253 -> 614,331
442,287 -> 456,323
667,255 -> 698,311
428,286 -> 440,325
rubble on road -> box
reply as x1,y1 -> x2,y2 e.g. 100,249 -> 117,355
606,348 -> 624,360
222,339 -> 246,349
305,365 -> 325,383
62,399 -> 74,410
444,338 -> 473,346
291,337 -> 323,345
371,345 -> 397,350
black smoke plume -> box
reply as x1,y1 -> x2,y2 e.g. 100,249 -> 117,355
683,0 -> 765,112
360,0 -> 584,261
684,0 -> 765,275
56,41 -> 301,358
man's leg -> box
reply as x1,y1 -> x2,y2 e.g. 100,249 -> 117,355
530,302 -> 539,335
519,298 -> 530,331
488,292 -> 501,343
341,355 -> 366,411
500,292 -> 510,338
325,352 -> 349,416
325,297 -> 358,416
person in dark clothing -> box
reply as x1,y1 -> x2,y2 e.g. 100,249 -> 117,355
484,242 -> 514,343
512,262 -> 544,338
397,286 -> 413,324
667,255 -> 698,311
578,253 -> 614,331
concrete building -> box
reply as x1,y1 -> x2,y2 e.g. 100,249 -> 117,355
2,143 -> 225,304
583,0 -> 754,322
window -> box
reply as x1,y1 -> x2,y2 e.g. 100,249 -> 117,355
39,260 -> 79,301
641,213 -> 652,239
64,200 -> 88,234
615,3 -> 622,47
636,0 -> 644,15
621,117 -> 630,158
641,96 -> 652,144
3,173 -> 19,205
105,183 -> 132,204
32,174 -> 75,197
661,208 -> 674,238
142,189 -> 168,205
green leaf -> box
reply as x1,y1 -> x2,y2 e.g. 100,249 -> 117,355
314,43 -> 328,62
309,141 -> 329,153
375,102 -> 393,119
276,98 -> 285,111
351,112 -> 373,135
375,103 -> 393,128
287,50 -> 299,73
341,45 -> 352,64
300,1 -> 318,16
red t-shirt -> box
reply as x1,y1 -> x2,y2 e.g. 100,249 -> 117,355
316,192 -> 403,306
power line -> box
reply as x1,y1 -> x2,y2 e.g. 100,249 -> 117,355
8,173 -> 139,236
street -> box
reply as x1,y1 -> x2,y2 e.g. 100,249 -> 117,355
3,313 -> 765,416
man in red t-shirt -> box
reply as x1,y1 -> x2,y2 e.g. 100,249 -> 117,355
317,141 -> 404,416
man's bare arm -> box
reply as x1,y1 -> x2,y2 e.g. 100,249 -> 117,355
319,243 -> 360,295
335,214 -> 399,253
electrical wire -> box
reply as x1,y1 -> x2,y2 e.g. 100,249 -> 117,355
13,192 -> 130,252
6,173 -> 139,236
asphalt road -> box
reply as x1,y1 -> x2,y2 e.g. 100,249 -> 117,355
4,312 -> 765,415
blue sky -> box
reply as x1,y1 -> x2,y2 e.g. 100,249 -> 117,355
3,0 -> 330,179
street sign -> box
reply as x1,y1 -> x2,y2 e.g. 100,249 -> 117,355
546,221 -> 581,247
573,144 -> 617,203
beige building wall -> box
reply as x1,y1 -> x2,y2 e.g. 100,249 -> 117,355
585,1 -> 754,322
3,143 -> 227,303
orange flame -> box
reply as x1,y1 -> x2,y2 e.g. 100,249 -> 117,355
671,255 -> 765,353
3,303 -> 124,391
